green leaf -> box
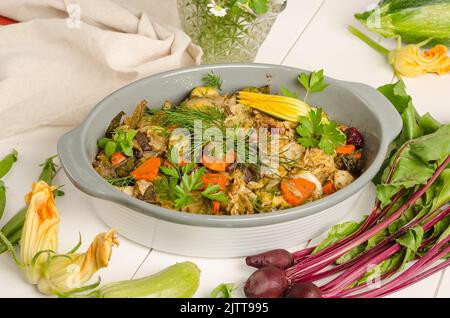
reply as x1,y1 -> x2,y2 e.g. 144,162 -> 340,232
105,141 -> 117,158
419,113 -> 442,135
312,220 -> 363,254
280,86 -> 299,99
319,122 -> 346,155
98,138 -> 110,149
431,169 -> 450,212
249,0 -> 268,14
202,184 -> 228,203
298,69 -> 329,101
376,124 -> 450,206
210,283 -> 236,298
160,166 -> 180,179
336,244 -> 365,265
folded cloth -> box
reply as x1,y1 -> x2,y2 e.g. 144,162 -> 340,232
0,0 -> 201,138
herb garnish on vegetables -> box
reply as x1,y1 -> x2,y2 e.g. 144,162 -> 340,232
296,108 -> 346,155
298,69 -> 329,102
98,129 -> 137,158
202,72 -> 223,90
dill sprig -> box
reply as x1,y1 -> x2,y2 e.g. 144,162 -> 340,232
107,176 -> 135,187
163,105 -> 226,133
202,72 -> 223,90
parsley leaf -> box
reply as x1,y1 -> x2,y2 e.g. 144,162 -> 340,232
319,121 -> 346,155
202,184 -> 229,203
296,108 -> 345,155
173,167 -> 206,209
298,69 -> 329,101
280,86 -> 299,99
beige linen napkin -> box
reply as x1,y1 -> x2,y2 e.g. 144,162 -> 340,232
0,0 -> 201,137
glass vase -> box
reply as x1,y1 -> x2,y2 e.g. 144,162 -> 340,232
177,0 -> 287,64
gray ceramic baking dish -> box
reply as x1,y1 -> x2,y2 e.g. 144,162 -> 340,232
57,63 -> 402,257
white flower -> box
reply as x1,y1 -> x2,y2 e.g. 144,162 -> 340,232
208,1 -> 228,17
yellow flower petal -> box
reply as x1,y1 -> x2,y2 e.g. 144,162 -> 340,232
37,229 -> 119,295
20,181 -> 60,284
389,44 -> 450,77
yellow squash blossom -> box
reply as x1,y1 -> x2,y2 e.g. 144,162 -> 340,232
349,26 -> 450,78
389,43 -> 450,77
20,181 -> 60,284
37,229 -> 119,295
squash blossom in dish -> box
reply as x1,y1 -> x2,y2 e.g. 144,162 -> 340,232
37,229 -> 119,295
389,42 -> 450,77
20,181 -> 60,284
238,91 -> 312,122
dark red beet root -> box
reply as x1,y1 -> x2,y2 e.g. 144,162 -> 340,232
345,127 -> 364,149
246,249 -> 294,269
244,266 -> 289,298
285,282 -> 322,298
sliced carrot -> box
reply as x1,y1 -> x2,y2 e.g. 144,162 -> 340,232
202,151 -> 235,172
130,157 -> 161,181
323,181 -> 336,195
355,152 -> 362,159
336,144 -> 356,155
111,152 -> 127,166
201,173 -> 228,190
212,201 -> 220,215
281,178 -> 316,206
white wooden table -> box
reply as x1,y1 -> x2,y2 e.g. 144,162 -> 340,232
1,0 -> 449,298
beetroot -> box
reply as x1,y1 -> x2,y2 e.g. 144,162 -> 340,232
246,249 -> 294,269
285,282 -> 322,298
244,266 -> 289,298
345,127 -> 364,148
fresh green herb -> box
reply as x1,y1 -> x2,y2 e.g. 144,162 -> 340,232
298,69 -> 329,101
154,176 -> 178,202
280,86 -> 299,99
202,72 -> 223,90
174,167 -> 206,209
202,184 -> 229,203
210,283 -> 236,298
296,108 -> 346,155
98,129 -> 137,158
107,176 -> 135,187
0,149 -> 18,179
163,106 -> 226,133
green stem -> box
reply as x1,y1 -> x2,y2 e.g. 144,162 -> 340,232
0,231 -> 22,266
348,25 -> 390,57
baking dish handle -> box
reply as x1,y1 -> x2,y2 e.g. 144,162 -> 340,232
57,128 -> 132,206
339,81 -> 403,148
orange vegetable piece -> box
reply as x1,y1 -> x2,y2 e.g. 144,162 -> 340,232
355,152 -> 362,159
130,157 -> 161,181
336,144 -> 356,155
201,173 -> 228,190
202,151 -> 235,172
111,152 -> 126,166
212,201 -> 220,215
323,181 -> 336,196
281,178 -> 316,206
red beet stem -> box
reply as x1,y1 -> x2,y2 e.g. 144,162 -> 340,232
347,236 -> 450,298
374,258 -> 450,298
287,155 -> 450,281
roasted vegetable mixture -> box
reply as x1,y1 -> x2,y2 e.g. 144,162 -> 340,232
93,74 -> 364,215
